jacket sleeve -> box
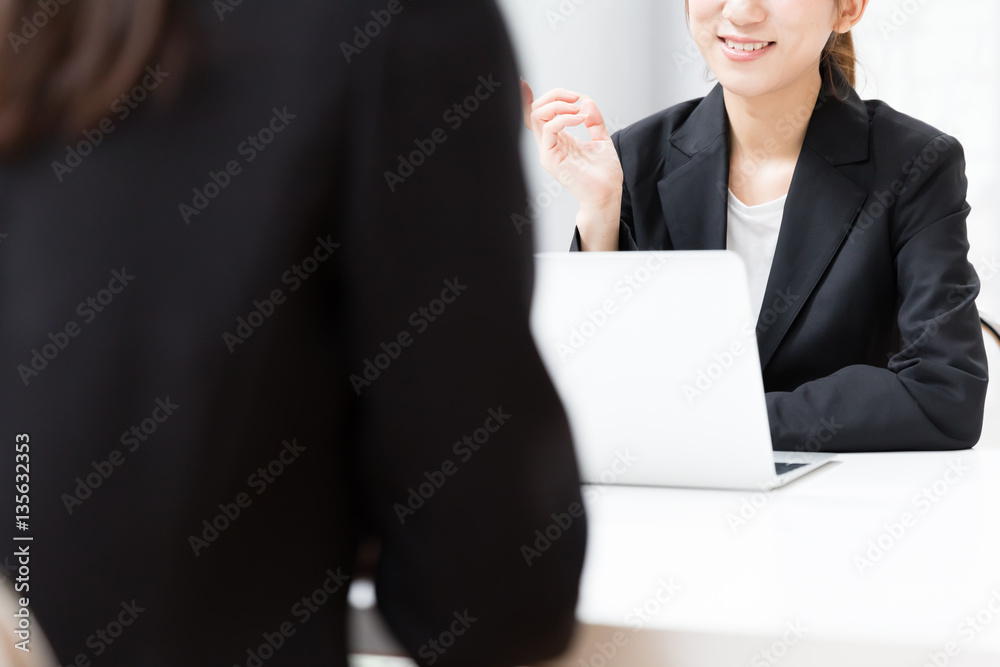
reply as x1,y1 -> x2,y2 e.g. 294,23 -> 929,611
341,1 -> 586,664
569,129 -> 638,251
767,135 -> 989,452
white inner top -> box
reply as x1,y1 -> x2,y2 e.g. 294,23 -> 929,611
725,188 -> 788,327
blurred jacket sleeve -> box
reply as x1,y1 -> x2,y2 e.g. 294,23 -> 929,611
338,1 -> 586,664
767,135 -> 989,452
568,130 -> 638,251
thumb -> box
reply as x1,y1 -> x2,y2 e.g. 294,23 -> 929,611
520,79 -> 534,131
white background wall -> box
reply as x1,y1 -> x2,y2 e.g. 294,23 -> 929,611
496,0 -> 1000,320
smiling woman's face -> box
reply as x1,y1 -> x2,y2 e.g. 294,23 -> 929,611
687,0 -> 845,98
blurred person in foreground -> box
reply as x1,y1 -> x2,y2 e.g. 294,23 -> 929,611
0,1 -> 586,665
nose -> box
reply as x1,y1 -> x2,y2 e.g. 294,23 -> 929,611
722,0 -> 766,26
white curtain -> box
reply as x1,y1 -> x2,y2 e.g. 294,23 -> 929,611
498,0 -> 1000,319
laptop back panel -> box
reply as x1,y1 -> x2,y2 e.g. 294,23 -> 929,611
530,251 -> 778,490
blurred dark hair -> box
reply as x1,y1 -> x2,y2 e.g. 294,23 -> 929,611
0,0 -> 191,157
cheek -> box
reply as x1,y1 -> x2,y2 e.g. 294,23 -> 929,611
770,0 -> 837,42
770,2 -> 837,62
687,0 -> 722,27
771,0 -> 834,20
686,0 -> 724,50
781,28 -> 836,66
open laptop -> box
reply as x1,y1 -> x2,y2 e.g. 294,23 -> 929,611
530,251 -> 835,490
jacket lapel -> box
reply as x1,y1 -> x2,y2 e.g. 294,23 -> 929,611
756,68 -> 869,370
657,83 -> 730,251
656,65 -> 870,371
756,144 -> 867,370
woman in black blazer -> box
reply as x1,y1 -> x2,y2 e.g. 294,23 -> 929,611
522,0 -> 988,452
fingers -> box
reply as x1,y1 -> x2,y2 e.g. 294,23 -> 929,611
541,113 -> 587,152
579,97 -> 611,142
523,82 -> 584,131
530,87 -> 582,109
531,101 -> 585,126
522,84 -> 611,154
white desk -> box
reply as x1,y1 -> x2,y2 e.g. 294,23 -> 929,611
350,450 -> 1000,666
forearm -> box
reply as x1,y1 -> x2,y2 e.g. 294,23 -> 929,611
766,363 -> 986,453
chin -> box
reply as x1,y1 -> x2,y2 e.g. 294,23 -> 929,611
712,70 -> 779,99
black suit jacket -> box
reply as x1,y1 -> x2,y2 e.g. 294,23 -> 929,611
572,64 -> 988,452
0,1 -> 585,665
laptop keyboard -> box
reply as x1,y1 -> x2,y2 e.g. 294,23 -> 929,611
775,462 -> 808,476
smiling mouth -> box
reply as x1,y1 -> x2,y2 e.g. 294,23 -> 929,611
720,38 -> 774,52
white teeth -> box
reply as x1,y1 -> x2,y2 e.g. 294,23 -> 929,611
725,39 -> 770,51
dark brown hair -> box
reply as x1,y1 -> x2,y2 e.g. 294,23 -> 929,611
0,0 -> 190,156
822,26 -> 856,89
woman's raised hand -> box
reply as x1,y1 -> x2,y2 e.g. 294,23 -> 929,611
521,81 -> 623,250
